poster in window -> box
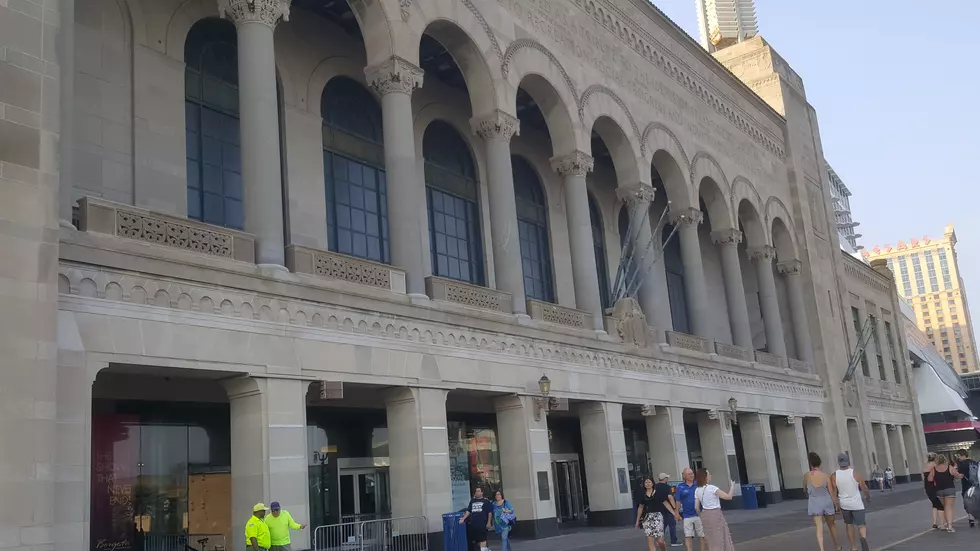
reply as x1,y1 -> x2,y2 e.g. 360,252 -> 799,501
537,471 -> 551,501
91,414 -> 140,551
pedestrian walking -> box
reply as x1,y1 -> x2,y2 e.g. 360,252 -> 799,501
635,477 -> 667,551
871,465 -> 883,492
490,490 -> 515,551
953,449 -> 977,528
674,468 -> 705,551
923,452 -> 946,529
264,501 -> 307,551
694,468 -> 736,551
805,452 -> 842,551
656,473 -> 682,546
884,467 -> 894,491
930,454 -> 962,532
459,487 -> 493,551
830,453 -> 871,551
245,503 -> 272,551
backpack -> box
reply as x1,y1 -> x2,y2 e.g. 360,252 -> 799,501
966,461 -> 980,519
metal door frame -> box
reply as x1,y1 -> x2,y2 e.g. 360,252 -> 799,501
338,466 -> 391,518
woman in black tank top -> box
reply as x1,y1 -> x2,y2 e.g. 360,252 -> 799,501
929,455 -> 964,532
923,454 -> 944,530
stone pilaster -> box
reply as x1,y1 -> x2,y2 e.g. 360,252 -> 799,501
552,151 -> 603,330
579,402 -> 633,525
365,56 -> 427,295
218,0 -> 291,267
471,110 -> 526,314
777,259 -> 814,363
670,207 -> 711,338
697,411 -> 740,498
773,415 -> 809,499
738,413 -> 782,502
617,184 -> 671,335
644,406 -> 689,479
872,423 -> 893,475
888,425 -> 910,482
750,246 -> 787,358
712,229 -> 753,349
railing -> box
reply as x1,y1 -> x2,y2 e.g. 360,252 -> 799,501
142,533 -> 227,551
341,512 -> 392,524
426,276 -> 512,314
313,516 -> 427,551
286,244 -> 407,293
526,299 -> 592,329
665,331 -> 712,354
754,350 -> 786,368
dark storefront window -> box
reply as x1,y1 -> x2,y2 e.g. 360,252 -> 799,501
624,421 -> 651,481
448,414 -> 501,511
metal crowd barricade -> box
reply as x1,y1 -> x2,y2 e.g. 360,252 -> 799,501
141,533 -> 227,551
313,515 -> 427,551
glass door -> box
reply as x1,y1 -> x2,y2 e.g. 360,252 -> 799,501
552,461 -> 585,523
338,469 -> 391,523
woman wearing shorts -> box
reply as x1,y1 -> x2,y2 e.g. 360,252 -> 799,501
930,455 -> 963,532
805,452 -> 842,551
635,477 -> 667,551
923,453 -> 945,529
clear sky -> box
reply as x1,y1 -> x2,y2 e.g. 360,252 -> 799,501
654,0 -> 980,341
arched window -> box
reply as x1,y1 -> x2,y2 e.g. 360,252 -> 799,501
184,19 -> 242,229
423,121 -> 483,285
590,196 -> 610,310
512,157 -> 554,302
321,77 -> 388,263
662,220 -> 690,334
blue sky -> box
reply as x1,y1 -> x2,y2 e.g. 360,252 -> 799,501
653,0 -> 980,340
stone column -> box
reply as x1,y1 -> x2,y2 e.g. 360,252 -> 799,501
671,208 -> 711,337
802,417 -> 834,471
872,423 -> 893,476
225,377 -> 311,550
472,111 -> 527,314
889,425 -> 910,482
218,0 -> 288,267
901,425 -> 923,480
750,246 -> 787,358
494,396 -> 558,539
2,0 -> 63,547
365,56 -> 427,295
644,406 -> 689,479
738,413 -> 782,502
579,402 -> 632,525
712,229 -> 753,349
696,411 -> 740,497
552,151 -> 603,330
778,259 -> 814,363
385,388 -> 451,535
773,416 -> 810,499
617,185 -> 672,334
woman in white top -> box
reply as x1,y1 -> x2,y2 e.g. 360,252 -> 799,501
694,468 -> 736,551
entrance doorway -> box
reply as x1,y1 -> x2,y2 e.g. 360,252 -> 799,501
338,466 -> 390,522
551,456 -> 586,523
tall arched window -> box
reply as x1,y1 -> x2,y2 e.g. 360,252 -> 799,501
662,221 -> 690,334
590,196 -> 610,310
423,121 -> 484,285
184,19 -> 242,229
512,157 -> 554,302
321,77 -> 388,263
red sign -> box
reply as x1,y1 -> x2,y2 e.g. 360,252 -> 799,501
91,414 -> 140,551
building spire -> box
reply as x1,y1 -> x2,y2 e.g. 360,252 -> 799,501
695,0 -> 759,52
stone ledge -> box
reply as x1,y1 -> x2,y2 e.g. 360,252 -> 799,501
78,196 -> 255,263
425,276 -> 512,314
715,342 -> 753,362
526,299 -> 592,329
666,331 -> 712,354
286,244 -> 406,294
755,350 -> 786,368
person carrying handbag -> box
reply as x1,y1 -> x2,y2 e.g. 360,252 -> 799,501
491,490 -> 517,551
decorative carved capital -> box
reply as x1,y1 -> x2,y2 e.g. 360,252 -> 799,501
550,150 -> 594,177
217,0 -> 290,28
749,245 -> 777,263
707,409 -> 721,420
399,0 -> 413,21
711,228 -> 743,246
364,56 -> 424,96
785,413 -> 797,426
777,259 -> 803,276
471,111 -> 520,141
669,207 -> 703,228
616,184 -> 655,207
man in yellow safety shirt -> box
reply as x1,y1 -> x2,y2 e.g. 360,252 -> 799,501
245,503 -> 272,551
264,501 -> 307,551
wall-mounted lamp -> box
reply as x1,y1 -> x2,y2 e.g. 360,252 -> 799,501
533,375 -> 560,421
724,397 -> 739,426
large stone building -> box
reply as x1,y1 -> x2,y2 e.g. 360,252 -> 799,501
0,1 -> 926,550
867,225 -> 980,374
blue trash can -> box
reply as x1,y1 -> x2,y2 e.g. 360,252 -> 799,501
741,483 -> 759,510
442,512 -> 467,551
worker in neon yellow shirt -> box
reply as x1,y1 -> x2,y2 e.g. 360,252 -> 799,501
245,503 -> 272,551
264,501 -> 307,551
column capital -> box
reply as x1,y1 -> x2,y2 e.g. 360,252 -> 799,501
364,55 -> 424,96
616,184 -> 655,207
711,228 -> 743,246
471,110 -> 520,141
550,150 -> 594,177
218,0 -> 291,28
669,207 -> 703,228
777,259 -> 803,276
749,245 -> 777,263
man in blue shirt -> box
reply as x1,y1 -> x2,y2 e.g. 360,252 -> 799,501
674,468 -> 704,551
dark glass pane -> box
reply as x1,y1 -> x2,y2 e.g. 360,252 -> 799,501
203,193 -> 224,225
187,188 -> 201,219
222,143 -> 240,173
337,229 -> 352,253
223,170 -> 242,200
203,164 -> 222,194
224,198 -> 243,229
186,160 -> 200,190
185,102 -> 200,132
321,77 -> 383,144
423,120 -> 476,179
513,156 -> 553,302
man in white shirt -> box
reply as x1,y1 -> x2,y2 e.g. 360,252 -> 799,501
831,453 -> 871,551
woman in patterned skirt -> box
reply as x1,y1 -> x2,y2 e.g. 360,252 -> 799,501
635,477 -> 667,551
695,468 -> 736,551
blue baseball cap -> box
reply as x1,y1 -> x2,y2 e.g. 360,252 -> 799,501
270,501 -> 281,510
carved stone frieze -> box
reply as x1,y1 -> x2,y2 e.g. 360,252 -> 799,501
710,229 -> 743,246
616,184 -> 655,207
217,0 -> 290,28
777,259 -> 802,276
364,56 -> 424,96
669,207 -> 704,228
749,245 -> 777,263
471,111 -> 520,141
611,297 -> 651,349
550,150 -> 595,178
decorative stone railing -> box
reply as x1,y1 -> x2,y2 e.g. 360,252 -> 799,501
526,299 -> 591,329
789,358 -> 814,374
666,331 -> 712,354
715,342 -> 753,362
77,197 -> 255,263
286,245 -> 406,294
426,276 -> 512,314
755,350 -> 786,368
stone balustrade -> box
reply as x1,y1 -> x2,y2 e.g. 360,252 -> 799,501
666,331 -> 712,354
526,299 -> 592,329
789,358 -> 813,374
286,245 -> 406,294
755,350 -> 786,368
715,342 -> 753,362
426,276 -> 512,313
77,197 -> 255,263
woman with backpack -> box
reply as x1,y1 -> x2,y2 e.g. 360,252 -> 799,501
491,490 -> 516,551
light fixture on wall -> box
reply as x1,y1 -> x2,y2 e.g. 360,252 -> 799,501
725,397 -> 739,426
533,375 -> 560,421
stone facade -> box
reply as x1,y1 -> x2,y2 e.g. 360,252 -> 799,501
0,1 -> 926,549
